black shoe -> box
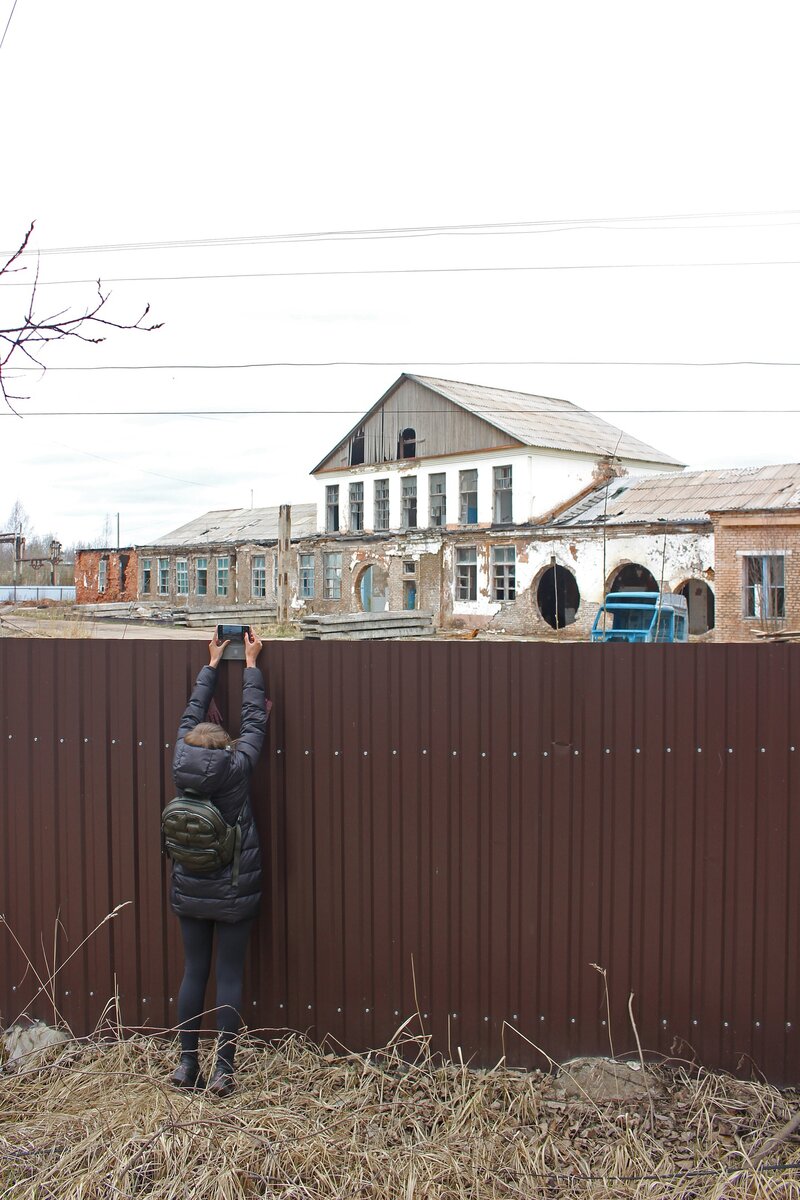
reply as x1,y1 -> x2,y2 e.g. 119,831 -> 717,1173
169,1059 -> 206,1090
208,1066 -> 235,1098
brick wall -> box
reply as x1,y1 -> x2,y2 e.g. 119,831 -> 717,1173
74,549 -> 138,604
711,513 -> 800,642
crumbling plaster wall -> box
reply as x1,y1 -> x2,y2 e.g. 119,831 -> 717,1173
445,526 -> 714,636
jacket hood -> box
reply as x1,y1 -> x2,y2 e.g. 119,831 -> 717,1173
172,739 -> 232,795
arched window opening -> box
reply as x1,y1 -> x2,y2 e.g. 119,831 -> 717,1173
357,563 -> 389,612
398,427 -> 416,459
536,563 -> 580,629
678,578 -> 715,634
609,563 -> 659,593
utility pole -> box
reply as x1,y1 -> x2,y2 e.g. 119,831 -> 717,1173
277,505 -> 291,625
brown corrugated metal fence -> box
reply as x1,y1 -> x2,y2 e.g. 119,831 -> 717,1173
1,640 -> 798,1082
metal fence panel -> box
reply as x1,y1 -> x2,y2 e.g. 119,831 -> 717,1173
0,641 -> 798,1082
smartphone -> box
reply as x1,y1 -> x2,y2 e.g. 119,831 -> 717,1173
217,624 -> 251,642
216,624 -> 251,660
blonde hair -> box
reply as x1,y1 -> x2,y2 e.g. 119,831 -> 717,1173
184,722 -> 233,750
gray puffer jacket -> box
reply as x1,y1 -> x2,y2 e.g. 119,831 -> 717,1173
170,664 -> 268,923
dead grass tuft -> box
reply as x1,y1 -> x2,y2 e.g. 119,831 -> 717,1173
1,1025 -> 799,1198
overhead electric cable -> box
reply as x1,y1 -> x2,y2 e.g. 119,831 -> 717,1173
7,359 -> 800,372
4,258 -> 800,288
2,407 -> 799,418
0,0 -> 20,52
6,207 -> 800,257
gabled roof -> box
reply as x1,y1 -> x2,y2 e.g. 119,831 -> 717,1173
147,504 -> 318,547
411,376 -> 684,465
311,373 -> 684,471
553,463 -> 800,527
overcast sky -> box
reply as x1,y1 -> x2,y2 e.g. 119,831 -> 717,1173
1,1 -> 799,548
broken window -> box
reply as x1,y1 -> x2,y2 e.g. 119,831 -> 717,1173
398,427 -> 416,459
374,479 -> 390,530
196,557 -> 208,596
402,559 -> 417,610
456,546 -> 477,601
536,562 -> 580,629
323,552 -> 342,599
216,556 -> 229,597
158,557 -> 170,595
252,554 -> 266,599
98,557 -> 108,593
326,485 -> 340,533
493,465 -> 513,523
141,558 -> 151,595
429,473 -> 446,526
459,469 -> 478,524
744,554 -> 785,619
349,427 -> 365,466
349,481 -> 364,531
299,553 -> 315,598
492,546 -> 516,601
401,477 -> 417,529
176,559 -> 189,596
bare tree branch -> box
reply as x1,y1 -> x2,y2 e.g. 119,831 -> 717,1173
0,221 -> 163,413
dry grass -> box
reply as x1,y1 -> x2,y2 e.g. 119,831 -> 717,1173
1,1024 -> 799,1199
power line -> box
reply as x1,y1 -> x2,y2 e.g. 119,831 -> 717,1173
2,408 -> 799,418
4,258 -> 800,289
7,359 -> 800,372
0,0 -> 19,53
6,207 -> 800,258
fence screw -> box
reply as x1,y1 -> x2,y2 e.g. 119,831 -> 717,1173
363,750 -> 368,756
7,734 -> 11,740
60,738 -> 64,744
392,750 -> 398,755
574,750 -> 579,756
728,748 -> 733,753
481,751 -> 486,757
570,1017 -> 576,1023
661,1019 -> 668,1027
253,1000 -> 257,1006
394,1010 -> 399,1016
484,1016 -> 489,1022
697,747 -> 702,753
34,736 -> 38,742
605,748 -> 610,754
760,748 -> 766,754
787,1022 -> 793,1030
635,748 -> 640,754
724,1021 -> 729,1027
334,750 -> 340,756
539,1015 -> 545,1022
755,1020 -> 761,1027
365,1007 -> 370,1013
138,741 -> 143,747
512,751 -> 518,757
304,750 -> 310,756
307,1004 -> 312,1010
452,750 -> 457,756
337,1007 -> 342,1013
164,743 -> 170,749
543,751 -> 549,757
692,1019 -> 698,1026
666,747 -> 672,754
452,1013 -> 458,1019
791,746 -> 796,752
112,739 -> 116,745
65,991 -> 70,997
422,749 -> 428,755
277,749 -> 282,754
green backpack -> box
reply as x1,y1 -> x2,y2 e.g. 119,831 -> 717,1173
161,789 -> 242,887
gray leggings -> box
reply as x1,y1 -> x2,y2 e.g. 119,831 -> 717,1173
177,916 -> 253,1069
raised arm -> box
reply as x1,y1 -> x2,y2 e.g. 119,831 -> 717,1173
176,664 -> 219,738
176,633 -> 228,738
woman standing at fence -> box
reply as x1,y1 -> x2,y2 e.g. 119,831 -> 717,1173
167,628 -> 267,1097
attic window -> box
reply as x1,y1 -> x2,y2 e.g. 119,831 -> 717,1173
350,427 -> 365,466
398,427 -> 416,459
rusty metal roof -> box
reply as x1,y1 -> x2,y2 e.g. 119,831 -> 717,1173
554,462 -> 800,526
410,375 -> 685,466
147,503 -> 318,546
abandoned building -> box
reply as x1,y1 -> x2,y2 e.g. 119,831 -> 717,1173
73,374 -> 800,641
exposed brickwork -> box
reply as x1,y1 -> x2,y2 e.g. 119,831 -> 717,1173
74,549 -> 139,604
711,513 -> 800,642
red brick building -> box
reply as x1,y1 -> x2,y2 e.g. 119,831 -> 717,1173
74,548 -> 138,604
